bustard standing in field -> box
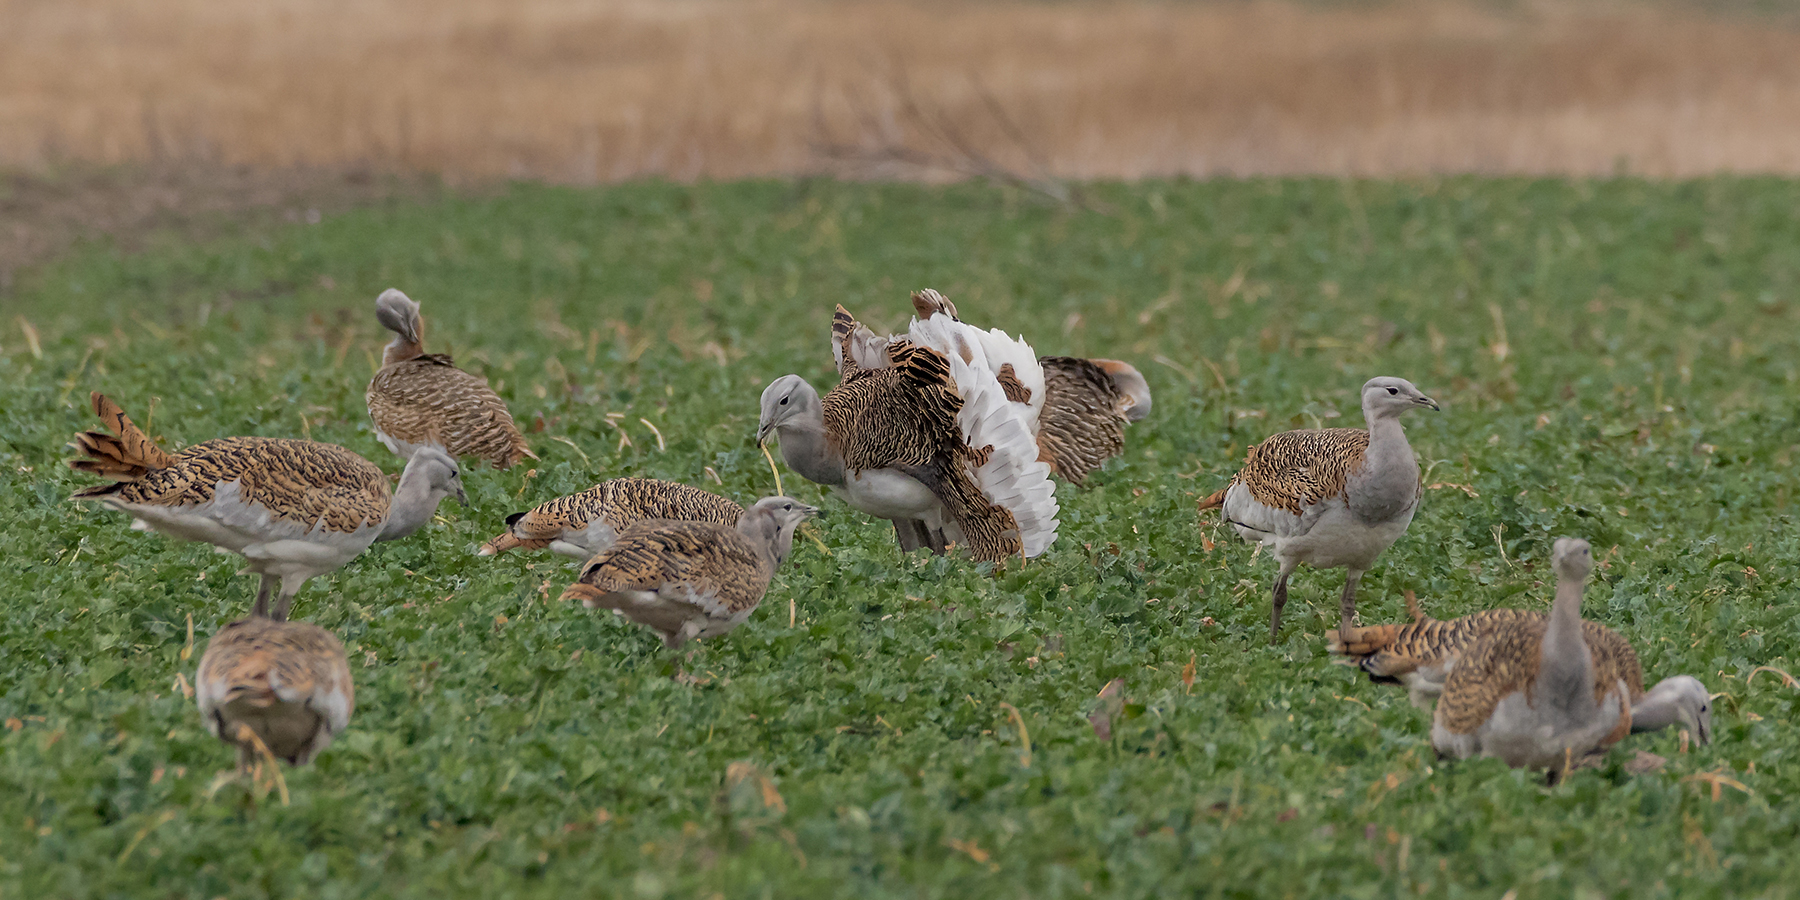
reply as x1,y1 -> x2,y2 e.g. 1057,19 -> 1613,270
197,615 -> 354,772
559,496 -> 819,648
1330,591 -> 1712,743
1198,376 -> 1437,641
758,304 -> 1058,562
1431,538 -> 1649,775
479,477 -> 744,559
906,289 -> 1152,485
366,288 -> 536,469
69,392 -> 466,620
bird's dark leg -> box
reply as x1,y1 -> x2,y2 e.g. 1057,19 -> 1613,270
926,526 -> 948,555
249,574 -> 276,619
270,590 -> 295,623
1270,568 -> 1293,644
893,519 -> 928,553
1339,569 -> 1365,638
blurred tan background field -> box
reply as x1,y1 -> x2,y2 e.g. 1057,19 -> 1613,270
9,0 -> 1800,185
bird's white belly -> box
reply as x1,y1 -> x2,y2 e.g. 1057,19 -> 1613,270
551,519 -> 619,560
835,469 -> 940,520
1274,502 -> 1413,570
1434,690 -> 1625,769
240,537 -> 371,580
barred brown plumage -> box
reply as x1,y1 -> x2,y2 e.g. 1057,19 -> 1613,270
1035,356 -> 1127,485
1329,591 -> 1641,710
558,497 -> 819,648
480,477 -> 744,559
68,391 -> 466,620
1430,538 -> 1641,776
197,616 -> 354,771
367,288 -> 535,469
1200,376 -> 1437,642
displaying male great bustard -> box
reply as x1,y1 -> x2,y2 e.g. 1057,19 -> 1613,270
903,289 -> 1152,485
367,288 -> 536,469
758,304 -> 1058,562
69,392 -> 466,620
1199,376 -> 1437,642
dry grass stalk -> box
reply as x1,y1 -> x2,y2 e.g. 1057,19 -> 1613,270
7,0 -> 1800,181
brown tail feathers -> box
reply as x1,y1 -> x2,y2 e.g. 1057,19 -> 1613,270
68,392 -> 175,481
910,288 -> 959,321
1326,622 -> 1405,658
1196,487 -> 1228,511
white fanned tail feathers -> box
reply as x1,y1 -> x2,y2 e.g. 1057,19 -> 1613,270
908,313 -> 1046,432
908,315 -> 1059,557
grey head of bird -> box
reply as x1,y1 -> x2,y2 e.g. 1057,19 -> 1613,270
1651,675 -> 1713,746
374,288 -> 423,345
1360,376 -> 1439,419
738,495 -> 822,568
1551,536 -> 1592,583
757,375 -> 819,446
405,445 -> 468,508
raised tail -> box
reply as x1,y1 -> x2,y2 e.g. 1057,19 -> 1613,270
931,335 -> 1059,559
910,288 -> 960,321
68,392 -> 175,482
832,304 -> 892,375
1326,622 -> 1407,660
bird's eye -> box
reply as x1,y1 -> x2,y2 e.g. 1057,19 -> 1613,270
1386,387 -> 1399,395
780,397 -> 789,406
783,503 -> 792,510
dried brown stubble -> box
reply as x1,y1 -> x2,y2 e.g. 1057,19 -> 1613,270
4,0 -> 1800,180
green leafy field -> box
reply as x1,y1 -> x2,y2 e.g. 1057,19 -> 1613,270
3,177 -> 1799,897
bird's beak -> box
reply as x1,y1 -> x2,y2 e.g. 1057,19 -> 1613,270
1417,396 -> 1440,411
805,504 -> 823,519
1695,713 -> 1713,747
455,486 -> 469,507
755,421 -> 773,446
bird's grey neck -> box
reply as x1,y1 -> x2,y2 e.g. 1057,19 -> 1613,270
1536,573 -> 1596,715
1630,679 -> 1694,734
378,471 -> 441,541
776,417 -> 845,487
1347,413 -> 1419,523
383,336 -> 422,365
737,517 -> 796,569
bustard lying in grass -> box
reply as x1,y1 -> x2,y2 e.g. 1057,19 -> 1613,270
1198,376 -> 1437,641
906,289 -> 1151,485
1432,538 -> 1665,776
367,288 -> 536,469
479,477 -> 743,559
559,496 -> 819,648
197,614 -> 354,772
758,304 -> 1058,562
69,392 -> 465,620
1330,590 -> 1711,743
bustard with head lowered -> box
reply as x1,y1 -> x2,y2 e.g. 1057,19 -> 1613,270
367,288 -> 536,469
758,304 -> 1058,562
197,614 -> 354,773
559,496 -> 819,648
1198,376 -> 1438,641
479,477 -> 744,560
69,392 -> 466,620
1432,538 -> 1658,776
1331,589 -> 1711,745
905,289 -> 1152,486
